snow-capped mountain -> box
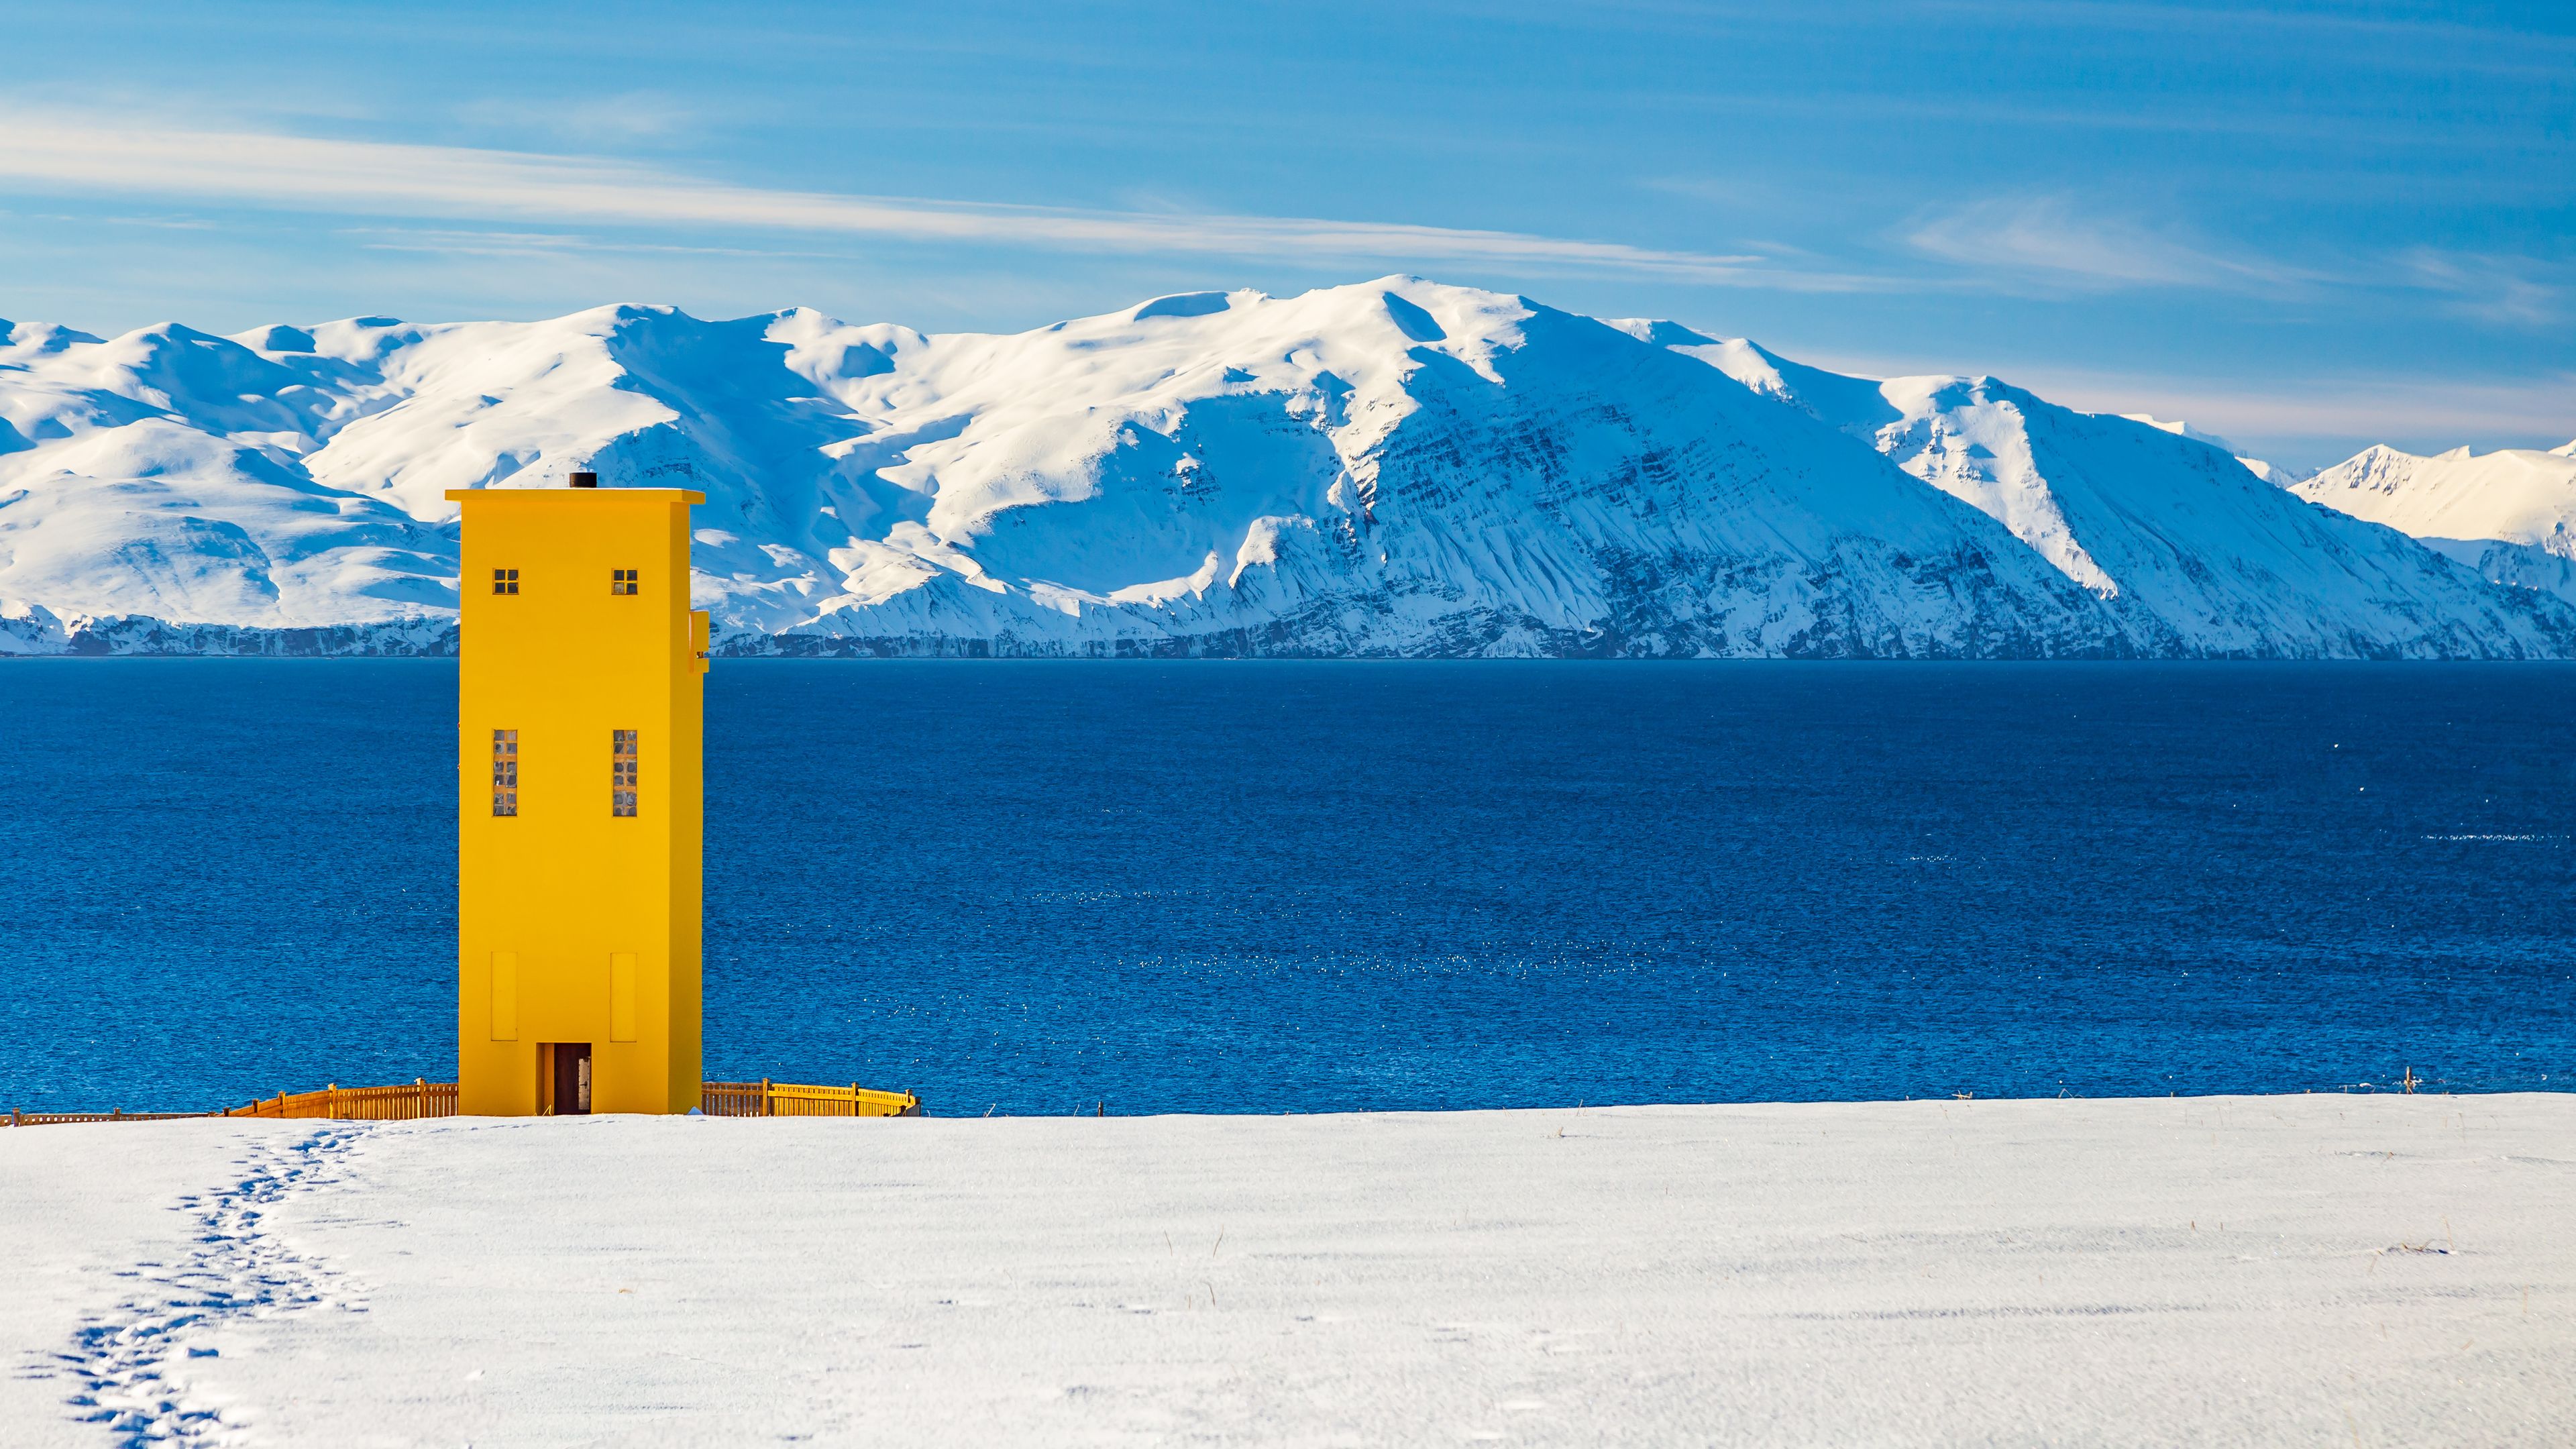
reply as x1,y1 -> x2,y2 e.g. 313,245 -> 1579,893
2287,444 -> 2576,604
2231,457 -> 2312,487
2110,413 -> 2308,488
1631,330 -> 2569,656
0,319 -> 458,645
2,279 -> 2569,657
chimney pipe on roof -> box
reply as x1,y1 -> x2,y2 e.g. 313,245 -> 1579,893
570,471 -> 598,488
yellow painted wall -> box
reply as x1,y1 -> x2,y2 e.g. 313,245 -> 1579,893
449,487 -> 708,1114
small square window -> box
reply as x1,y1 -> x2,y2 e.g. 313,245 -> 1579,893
492,568 -> 520,596
612,729 -> 638,816
611,568 -> 639,596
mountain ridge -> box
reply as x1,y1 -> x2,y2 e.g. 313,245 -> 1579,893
2,278 -> 2569,657
2287,442 -> 2576,605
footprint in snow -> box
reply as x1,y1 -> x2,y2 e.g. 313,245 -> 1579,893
50,1123 -> 372,1446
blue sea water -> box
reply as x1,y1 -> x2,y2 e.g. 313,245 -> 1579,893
0,660 -> 2569,1115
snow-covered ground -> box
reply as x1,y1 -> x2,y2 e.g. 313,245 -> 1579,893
6,1095 -> 2570,1446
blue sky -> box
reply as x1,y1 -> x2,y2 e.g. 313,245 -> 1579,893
2,0 -> 2569,464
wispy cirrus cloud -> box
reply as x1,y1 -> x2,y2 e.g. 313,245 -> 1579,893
1904,194 -> 2322,293
449,93 -> 718,146
2,209 -> 219,232
0,111 -> 1838,287
2029,370 -> 2576,460
335,225 -> 831,261
1782,347 -> 2576,463
1906,193 -> 2573,332
2398,248 -> 2566,327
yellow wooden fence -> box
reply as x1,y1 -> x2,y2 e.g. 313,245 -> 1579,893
225,1080 -> 458,1120
4,1109 -> 208,1126
7,1078 -> 918,1124
700,1080 -> 922,1117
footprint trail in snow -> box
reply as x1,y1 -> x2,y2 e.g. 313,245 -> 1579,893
54,1124 -> 372,1446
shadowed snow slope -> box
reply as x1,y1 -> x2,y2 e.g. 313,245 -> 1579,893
2291,444 -> 2576,605
1657,331 -> 2571,656
1,282 -> 2568,655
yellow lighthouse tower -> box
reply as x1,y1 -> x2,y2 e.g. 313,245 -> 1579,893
449,476 -> 710,1116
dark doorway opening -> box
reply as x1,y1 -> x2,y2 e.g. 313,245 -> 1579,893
550,1042 -> 594,1115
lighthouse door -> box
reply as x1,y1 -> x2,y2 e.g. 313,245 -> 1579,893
551,1042 -> 594,1115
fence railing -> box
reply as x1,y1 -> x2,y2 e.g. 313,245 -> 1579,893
702,1079 -> 922,1118
5,1109 -> 210,1126
9,1077 -> 919,1124
225,1080 -> 458,1121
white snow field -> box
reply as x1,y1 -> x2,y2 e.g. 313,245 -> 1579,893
4,278 -> 2571,657
5,1095 -> 2571,1446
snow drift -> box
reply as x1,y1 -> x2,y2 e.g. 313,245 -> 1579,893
1,280 -> 2568,657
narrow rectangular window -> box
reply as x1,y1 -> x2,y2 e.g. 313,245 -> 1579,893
610,568 -> 639,596
491,729 -> 519,816
490,951 -> 519,1041
612,729 -> 638,816
610,953 -> 639,1041
492,568 -> 519,595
